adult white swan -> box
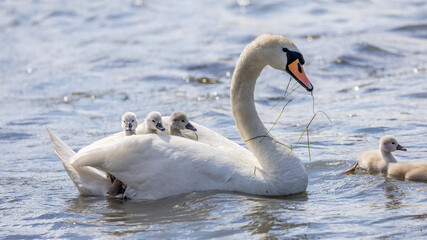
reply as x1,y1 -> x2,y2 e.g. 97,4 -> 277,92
48,34 -> 314,199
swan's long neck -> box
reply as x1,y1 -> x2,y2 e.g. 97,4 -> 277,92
231,46 -> 297,172
231,52 -> 268,141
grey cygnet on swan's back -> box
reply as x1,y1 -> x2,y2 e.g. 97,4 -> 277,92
168,111 -> 197,137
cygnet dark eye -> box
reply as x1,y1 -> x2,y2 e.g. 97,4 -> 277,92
132,120 -> 134,122
282,48 -> 289,52
391,142 -> 395,145
123,121 -> 126,123
152,120 -> 155,123
181,120 -> 185,122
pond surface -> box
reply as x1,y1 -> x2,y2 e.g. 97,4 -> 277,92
1,0 -> 426,238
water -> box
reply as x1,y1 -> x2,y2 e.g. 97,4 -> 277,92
1,0 -> 427,238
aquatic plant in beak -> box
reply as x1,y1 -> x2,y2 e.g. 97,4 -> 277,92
246,77 -> 331,161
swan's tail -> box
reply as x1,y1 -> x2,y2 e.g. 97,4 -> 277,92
47,128 -> 110,196
341,162 -> 358,174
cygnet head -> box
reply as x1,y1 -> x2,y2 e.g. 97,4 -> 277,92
379,135 -> 407,153
145,111 -> 165,132
121,112 -> 138,134
170,112 -> 197,132
247,34 -> 313,92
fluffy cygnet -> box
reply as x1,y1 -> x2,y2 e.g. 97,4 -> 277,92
121,112 -> 138,136
343,135 -> 427,181
343,135 -> 407,174
169,111 -> 197,137
387,162 -> 427,181
139,111 -> 166,134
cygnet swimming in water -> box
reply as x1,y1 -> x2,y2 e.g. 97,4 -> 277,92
136,111 -> 165,134
121,112 -> 138,136
107,112 -> 139,197
169,111 -> 197,137
343,135 -> 407,174
343,135 -> 427,181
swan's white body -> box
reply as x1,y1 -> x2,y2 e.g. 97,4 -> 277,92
49,34 -> 312,199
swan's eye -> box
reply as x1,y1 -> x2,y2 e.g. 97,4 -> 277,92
152,120 -> 155,123
181,120 -> 185,122
123,121 -> 126,123
282,48 -> 289,52
391,142 -> 395,145
132,120 -> 134,122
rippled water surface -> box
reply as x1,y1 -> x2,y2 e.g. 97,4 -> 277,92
1,0 -> 427,238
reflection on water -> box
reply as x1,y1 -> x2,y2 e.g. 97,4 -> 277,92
1,0 -> 427,238
240,195 -> 308,237
381,178 -> 406,210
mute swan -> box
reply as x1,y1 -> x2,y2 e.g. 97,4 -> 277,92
135,111 -> 166,134
48,34 -> 314,199
168,112 -> 197,137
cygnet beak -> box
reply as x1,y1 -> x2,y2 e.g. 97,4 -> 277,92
126,123 -> 132,131
185,122 -> 197,131
156,122 -> 166,131
396,144 -> 407,151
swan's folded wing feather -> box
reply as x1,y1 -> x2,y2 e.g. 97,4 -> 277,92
72,135 -> 155,171
47,129 -> 111,196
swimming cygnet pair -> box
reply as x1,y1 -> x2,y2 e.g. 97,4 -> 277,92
343,135 -> 427,181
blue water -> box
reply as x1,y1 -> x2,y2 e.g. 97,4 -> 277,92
1,0 -> 427,238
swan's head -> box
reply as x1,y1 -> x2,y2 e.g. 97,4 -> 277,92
379,135 -> 407,153
170,112 -> 197,131
254,34 -> 313,91
121,112 -> 138,132
145,111 -> 165,132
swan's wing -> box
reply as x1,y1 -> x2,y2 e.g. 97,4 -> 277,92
72,134 -> 259,199
47,129 -> 111,196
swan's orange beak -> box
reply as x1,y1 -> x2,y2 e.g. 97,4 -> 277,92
286,59 -> 313,92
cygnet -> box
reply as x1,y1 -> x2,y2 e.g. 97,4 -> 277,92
121,112 -> 138,136
169,111 -> 197,137
136,111 -> 166,134
343,135 -> 407,174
